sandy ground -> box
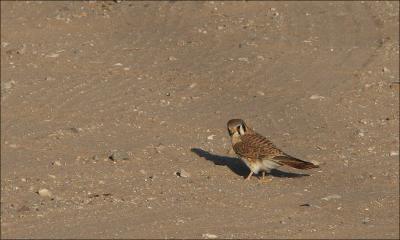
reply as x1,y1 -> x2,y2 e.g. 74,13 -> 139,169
1,1 -> 399,239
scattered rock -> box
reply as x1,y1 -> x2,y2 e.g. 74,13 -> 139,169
139,169 -> 147,175
207,135 -> 215,140
52,160 -> 62,166
4,80 -> 16,90
256,91 -> 265,96
382,67 -> 390,73
389,151 -> 399,156
9,143 -> 18,148
256,55 -> 265,60
45,53 -> 59,58
45,76 -> 55,81
309,94 -> 325,100
175,169 -> 191,178
359,119 -> 368,125
316,145 -> 327,150
362,217 -> 370,224
322,194 -> 341,201
109,151 -> 130,161
16,44 -> 26,55
202,233 -> 218,239
154,144 -> 166,153
168,56 -> 177,61
300,203 -> 311,207
68,127 -> 81,133
37,188 -> 53,198
367,146 -> 375,152
189,83 -> 197,89
238,57 -> 249,62
1,42 -> 10,48
354,128 -> 366,137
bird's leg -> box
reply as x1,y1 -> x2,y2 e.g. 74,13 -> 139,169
245,171 -> 253,180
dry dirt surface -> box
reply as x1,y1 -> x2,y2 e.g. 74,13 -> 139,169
1,1 -> 399,239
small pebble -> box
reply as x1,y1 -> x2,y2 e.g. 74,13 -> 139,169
256,55 -> 265,60
46,53 -> 59,58
238,57 -> 249,62
322,194 -> 341,201
316,145 -> 327,150
109,151 -> 129,161
53,161 -> 62,166
207,135 -> 215,140
9,143 -> 18,148
367,147 -> 375,152
168,56 -> 177,61
362,217 -> 370,224
257,91 -> 265,96
202,233 -> 218,239
68,127 -> 81,133
389,151 -> 399,156
382,67 -> 390,73
175,169 -> 191,178
310,94 -> 325,100
4,80 -> 16,90
300,203 -> 311,207
16,44 -> 26,55
38,188 -> 53,198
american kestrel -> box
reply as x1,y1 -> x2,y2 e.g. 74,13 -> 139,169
227,119 -> 319,181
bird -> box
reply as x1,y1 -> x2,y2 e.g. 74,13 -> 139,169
227,119 -> 319,182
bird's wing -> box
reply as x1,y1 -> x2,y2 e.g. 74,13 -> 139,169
233,133 -> 320,169
272,155 -> 319,169
233,133 -> 283,159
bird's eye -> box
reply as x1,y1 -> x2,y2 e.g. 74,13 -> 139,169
237,124 -> 246,135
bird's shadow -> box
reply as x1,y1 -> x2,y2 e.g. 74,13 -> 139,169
190,148 -> 309,179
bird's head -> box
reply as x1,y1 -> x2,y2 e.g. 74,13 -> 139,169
227,119 -> 249,137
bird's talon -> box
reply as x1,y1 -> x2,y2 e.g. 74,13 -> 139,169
258,178 -> 272,184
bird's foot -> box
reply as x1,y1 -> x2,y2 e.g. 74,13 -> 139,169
258,177 -> 272,184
